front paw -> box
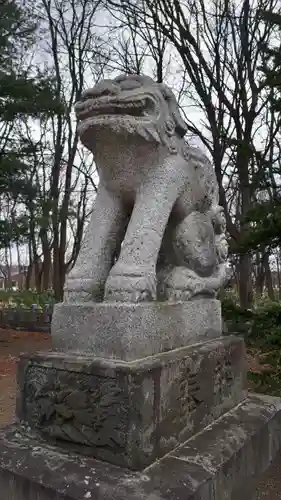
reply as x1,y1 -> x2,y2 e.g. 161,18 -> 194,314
104,269 -> 156,302
164,287 -> 193,302
64,277 -> 104,303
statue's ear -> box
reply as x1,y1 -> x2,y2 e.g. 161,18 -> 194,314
159,84 -> 188,138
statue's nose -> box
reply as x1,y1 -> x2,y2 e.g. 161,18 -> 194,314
80,80 -> 119,101
117,79 -> 143,91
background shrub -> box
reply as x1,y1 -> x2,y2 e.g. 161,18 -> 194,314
222,295 -> 281,346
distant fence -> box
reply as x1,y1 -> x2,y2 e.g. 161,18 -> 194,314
0,308 -> 53,333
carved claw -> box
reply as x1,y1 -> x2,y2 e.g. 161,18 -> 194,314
104,271 -> 156,303
163,287 -> 193,302
64,277 -> 104,303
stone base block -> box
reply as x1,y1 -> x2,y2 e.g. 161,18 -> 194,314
17,336 -> 246,470
1,394 -> 281,499
51,298 -> 222,360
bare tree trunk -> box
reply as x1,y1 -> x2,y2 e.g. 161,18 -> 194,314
42,251 -> 51,291
276,253 -> 281,300
16,241 -> 21,274
25,242 -> 33,290
26,265 -> 32,290
34,259 -> 42,293
39,228 -> 52,291
264,253 -> 274,300
238,253 -> 252,309
4,247 -> 11,288
255,252 -> 264,299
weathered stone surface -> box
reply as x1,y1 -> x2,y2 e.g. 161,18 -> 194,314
51,298 -> 222,359
169,393 -> 281,499
62,74 -> 228,305
232,482 -> 257,499
1,394 -> 281,500
16,336 -> 246,470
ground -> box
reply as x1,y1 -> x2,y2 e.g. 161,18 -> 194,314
0,329 -> 51,426
0,328 -> 280,498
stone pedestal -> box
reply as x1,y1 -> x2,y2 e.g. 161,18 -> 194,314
16,335 -> 245,470
0,394 -> 280,499
0,301 -> 281,499
51,298 -> 222,360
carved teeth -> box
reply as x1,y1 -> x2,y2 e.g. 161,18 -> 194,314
76,95 -> 155,121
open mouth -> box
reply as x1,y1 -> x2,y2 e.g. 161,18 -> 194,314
75,95 -> 157,122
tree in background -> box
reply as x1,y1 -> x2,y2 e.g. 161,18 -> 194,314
0,0 -> 61,255
0,0 -> 102,299
29,0 -> 106,300
3,0 -> 281,305
242,8 -> 281,255
105,0 -> 281,308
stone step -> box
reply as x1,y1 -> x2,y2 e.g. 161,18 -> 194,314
0,394 -> 280,499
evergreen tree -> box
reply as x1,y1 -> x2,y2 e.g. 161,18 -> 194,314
0,0 -> 62,247
260,9 -> 281,112
240,8 -> 281,253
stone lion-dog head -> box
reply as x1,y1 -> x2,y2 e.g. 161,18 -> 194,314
75,74 -> 187,154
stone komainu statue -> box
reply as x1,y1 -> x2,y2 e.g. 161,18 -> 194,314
65,74 -> 228,303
